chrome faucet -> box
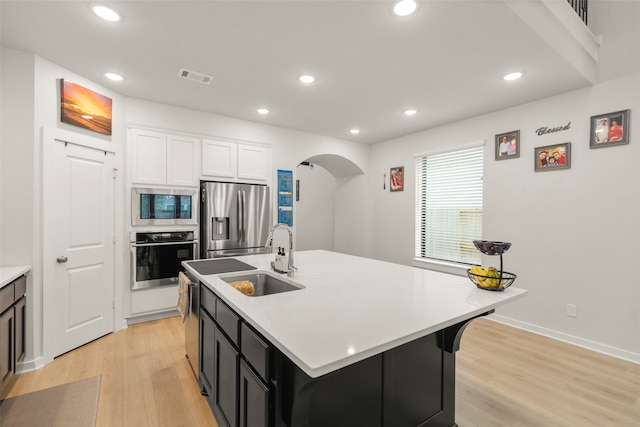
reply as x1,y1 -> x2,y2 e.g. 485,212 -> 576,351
265,224 -> 297,276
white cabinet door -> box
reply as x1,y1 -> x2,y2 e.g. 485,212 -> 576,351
238,144 -> 271,181
130,129 -> 167,185
202,138 -> 238,178
167,134 -> 199,186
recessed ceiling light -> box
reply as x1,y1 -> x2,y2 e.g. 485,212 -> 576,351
299,75 -> 316,84
393,0 -> 418,17
104,72 -> 124,81
404,109 -> 417,116
256,108 -> 270,115
350,129 -> 361,135
92,4 -> 121,22
503,71 -> 524,81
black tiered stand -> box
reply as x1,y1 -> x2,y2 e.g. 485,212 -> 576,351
468,240 -> 516,290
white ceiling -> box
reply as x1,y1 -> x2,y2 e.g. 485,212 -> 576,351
1,1 -> 638,144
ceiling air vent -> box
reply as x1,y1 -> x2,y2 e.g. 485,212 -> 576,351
178,68 -> 213,85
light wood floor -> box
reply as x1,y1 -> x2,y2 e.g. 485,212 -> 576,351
7,316 -> 640,426
456,319 -> 640,427
8,316 -> 217,427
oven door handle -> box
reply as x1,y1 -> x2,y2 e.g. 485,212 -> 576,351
131,241 -> 197,248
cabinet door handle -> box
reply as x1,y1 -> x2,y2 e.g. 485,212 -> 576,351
56,256 -> 68,264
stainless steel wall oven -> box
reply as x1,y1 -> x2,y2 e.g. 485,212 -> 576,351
131,231 -> 197,290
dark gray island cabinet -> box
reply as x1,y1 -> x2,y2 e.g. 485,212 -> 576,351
200,284 -> 271,427
199,283 -> 485,427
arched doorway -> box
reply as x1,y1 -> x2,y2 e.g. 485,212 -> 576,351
295,154 -> 364,253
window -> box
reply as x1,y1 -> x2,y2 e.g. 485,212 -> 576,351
415,144 -> 483,265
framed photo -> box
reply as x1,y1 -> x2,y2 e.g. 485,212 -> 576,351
535,142 -> 571,172
495,130 -> 520,160
60,79 -> 113,136
390,166 -> 404,192
590,109 -> 629,148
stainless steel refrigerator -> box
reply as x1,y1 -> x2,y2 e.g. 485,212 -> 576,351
200,181 -> 271,258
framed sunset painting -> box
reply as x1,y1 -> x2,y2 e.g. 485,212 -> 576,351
60,79 -> 112,136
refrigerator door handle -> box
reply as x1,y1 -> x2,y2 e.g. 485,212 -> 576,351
238,190 -> 245,243
241,190 -> 247,242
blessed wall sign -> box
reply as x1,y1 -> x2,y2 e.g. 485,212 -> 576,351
535,122 -> 571,136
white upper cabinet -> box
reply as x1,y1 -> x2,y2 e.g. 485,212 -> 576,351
238,144 -> 270,181
129,128 -> 271,186
167,134 -> 199,186
201,139 -> 238,178
130,128 -> 167,185
202,138 -> 272,183
129,128 -> 199,187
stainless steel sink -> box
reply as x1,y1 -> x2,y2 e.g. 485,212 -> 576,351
219,270 -> 304,296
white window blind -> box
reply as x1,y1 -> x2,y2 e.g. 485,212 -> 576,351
415,145 -> 483,265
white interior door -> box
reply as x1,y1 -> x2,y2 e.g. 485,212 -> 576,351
44,136 -> 115,357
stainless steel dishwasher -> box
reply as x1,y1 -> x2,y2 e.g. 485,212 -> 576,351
182,258 -> 258,382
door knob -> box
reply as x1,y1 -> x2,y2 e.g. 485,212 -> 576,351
56,256 -> 68,263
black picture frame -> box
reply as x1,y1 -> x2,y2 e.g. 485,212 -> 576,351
590,109 -> 630,148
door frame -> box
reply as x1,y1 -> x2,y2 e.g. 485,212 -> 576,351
41,125 -> 125,365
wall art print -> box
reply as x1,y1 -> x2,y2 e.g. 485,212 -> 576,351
60,79 -> 112,136
390,166 -> 404,192
277,169 -> 293,226
495,130 -> 520,160
534,142 -> 571,172
590,109 -> 629,148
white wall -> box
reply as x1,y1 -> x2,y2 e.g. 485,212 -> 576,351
1,48 -> 35,265
370,72 -> 640,362
335,174 -> 370,257
295,164 -> 336,251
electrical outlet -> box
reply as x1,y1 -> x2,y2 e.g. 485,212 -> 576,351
566,303 -> 577,318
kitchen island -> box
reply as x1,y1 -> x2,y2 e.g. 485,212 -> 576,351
183,250 -> 527,427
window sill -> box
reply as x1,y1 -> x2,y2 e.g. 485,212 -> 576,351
411,258 -> 469,277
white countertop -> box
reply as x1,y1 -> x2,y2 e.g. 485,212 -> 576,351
0,265 -> 31,289
184,250 -> 527,378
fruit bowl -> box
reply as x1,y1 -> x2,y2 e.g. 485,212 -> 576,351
473,240 -> 512,255
467,269 -> 516,291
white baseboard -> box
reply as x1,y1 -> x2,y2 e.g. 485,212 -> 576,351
119,319 -> 129,331
488,314 -> 640,365
16,355 -> 49,374
126,309 -> 179,325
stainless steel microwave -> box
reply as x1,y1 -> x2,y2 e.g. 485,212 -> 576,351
131,187 -> 198,226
